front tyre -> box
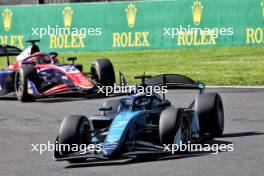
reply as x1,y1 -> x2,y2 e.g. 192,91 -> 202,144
58,115 -> 91,156
159,108 -> 191,153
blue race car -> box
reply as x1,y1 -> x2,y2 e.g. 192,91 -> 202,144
54,74 -> 224,162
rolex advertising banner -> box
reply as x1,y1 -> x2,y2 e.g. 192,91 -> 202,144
0,0 -> 263,52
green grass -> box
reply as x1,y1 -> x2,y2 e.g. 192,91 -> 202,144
1,46 -> 264,85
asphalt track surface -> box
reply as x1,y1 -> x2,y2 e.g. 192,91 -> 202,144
0,88 -> 263,176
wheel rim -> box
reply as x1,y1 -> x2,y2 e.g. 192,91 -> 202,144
217,103 -> 224,130
91,66 -> 99,82
78,121 -> 90,145
174,118 -> 190,146
174,128 -> 182,146
181,119 -> 190,144
16,73 -> 23,96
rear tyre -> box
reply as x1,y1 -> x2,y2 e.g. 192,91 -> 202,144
15,65 -> 40,102
159,108 -> 191,153
58,115 -> 92,156
196,93 -> 224,137
91,58 -> 115,86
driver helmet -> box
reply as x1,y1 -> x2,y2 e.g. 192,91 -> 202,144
31,53 -> 52,64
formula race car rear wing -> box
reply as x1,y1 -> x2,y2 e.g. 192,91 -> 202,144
133,73 -> 205,100
120,72 -> 205,91
0,45 -> 22,66
145,74 -> 205,92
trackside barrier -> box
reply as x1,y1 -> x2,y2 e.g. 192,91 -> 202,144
0,0 -> 263,52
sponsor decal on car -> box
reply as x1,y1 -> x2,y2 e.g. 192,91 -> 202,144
60,65 -> 80,73
61,75 -> 68,80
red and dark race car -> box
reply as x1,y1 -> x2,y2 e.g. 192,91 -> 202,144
0,40 -> 115,102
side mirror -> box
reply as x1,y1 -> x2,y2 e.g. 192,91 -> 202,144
67,56 -> 77,64
156,100 -> 171,107
99,106 -> 112,116
99,106 -> 112,111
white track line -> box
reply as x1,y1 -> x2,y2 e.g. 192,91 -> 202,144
206,86 -> 264,89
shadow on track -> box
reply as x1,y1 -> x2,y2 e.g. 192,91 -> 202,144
0,93 -> 124,103
64,131 -> 264,169
36,93 -> 108,103
206,88 -> 264,94
219,131 -> 264,138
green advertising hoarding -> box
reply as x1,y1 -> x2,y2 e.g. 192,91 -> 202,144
0,0 -> 263,52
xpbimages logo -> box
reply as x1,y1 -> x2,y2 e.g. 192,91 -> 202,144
31,141 -> 101,155
31,6 -> 102,39
163,141 -> 234,154
97,83 -> 168,96
163,25 -> 234,39
31,25 -> 102,39
30,6 -> 103,49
